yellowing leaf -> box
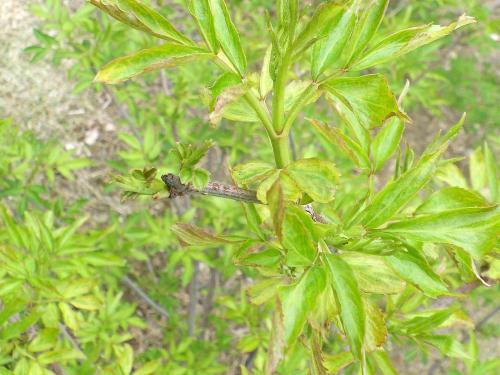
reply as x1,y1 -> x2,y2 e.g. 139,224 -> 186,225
279,267 -> 326,345
282,206 -> 318,267
89,0 -> 192,45
384,248 -> 449,298
95,44 -> 212,84
351,15 -> 475,70
323,74 -> 406,130
171,223 -> 244,247
340,253 -> 405,294
381,207 -> 500,258
283,158 -> 339,203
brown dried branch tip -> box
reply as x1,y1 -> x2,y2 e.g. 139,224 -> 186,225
161,173 -> 328,223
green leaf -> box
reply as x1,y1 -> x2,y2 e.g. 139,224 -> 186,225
232,162 -> 275,185
371,350 -> 398,375
260,45 -> 273,98
348,0 -> 389,64
324,254 -> 365,360
401,308 -> 453,335
311,6 -> 356,79
323,351 -> 354,374
384,248 -> 449,298
89,0 -> 192,45
188,0 -> 219,51
293,2 -> 344,55
283,158 -> 339,203
133,360 -> 162,375
279,267 -> 326,345
96,43 -> 212,84
381,206 -> 500,258
422,335 -> 471,359
282,206 -> 318,267
360,143 -> 447,228
114,344 -> 134,374
340,253 -> 405,294
351,15 -> 475,70
192,168 -> 210,190
209,0 -> 247,75
38,348 -> 85,365
484,142 -> 499,202
469,147 -> 487,192
310,119 -> 370,169
416,187 -> 492,214
322,74 -> 406,131
371,117 -> 404,172
0,312 -> 40,341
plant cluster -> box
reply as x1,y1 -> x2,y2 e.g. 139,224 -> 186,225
0,0 -> 497,374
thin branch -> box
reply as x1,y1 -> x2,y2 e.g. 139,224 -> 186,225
188,261 -> 200,337
162,174 -> 258,203
122,276 -> 169,319
161,173 -> 329,223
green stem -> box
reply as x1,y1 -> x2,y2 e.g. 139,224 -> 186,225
243,93 -> 276,138
271,49 -> 292,135
271,137 -> 291,169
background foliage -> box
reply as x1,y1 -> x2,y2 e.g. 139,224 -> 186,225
0,0 -> 499,374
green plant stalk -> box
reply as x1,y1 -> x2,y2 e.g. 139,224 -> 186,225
270,49 -> 294,168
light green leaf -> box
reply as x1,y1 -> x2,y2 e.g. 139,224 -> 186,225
133,360 -> 162,375
38,348 -> 85,365
381,206 -> 500,258
325,254 -> 365,360
209,0 -> 247,75
371,350 -> 399,375
371,117 -> 404,172
89,0 -> 192,45
360,143 -> 447,228
484,142 -> 499,202
232,162 -> 275,186
402,309 -> 453,335
310,119 -> 370,169
188,0 -> 218,51
323,74 -> 406,131
340,253 -> 405,294
114,344 -> 134,374
422,335 -> 471,359
283,158 -> 339,203
323,351 -> 354,374
282,206 -> 318,267
348,0 -> 389,64
279,267 -> 326,345
293,2 -> 344,55
384,248 -> 449,298
416,187 -> 492,215
469,147 -> 487,192
311,7 -> 356,79
260,45 -> 273,98
351,15 -> 475,70
95,43 -> 212,84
